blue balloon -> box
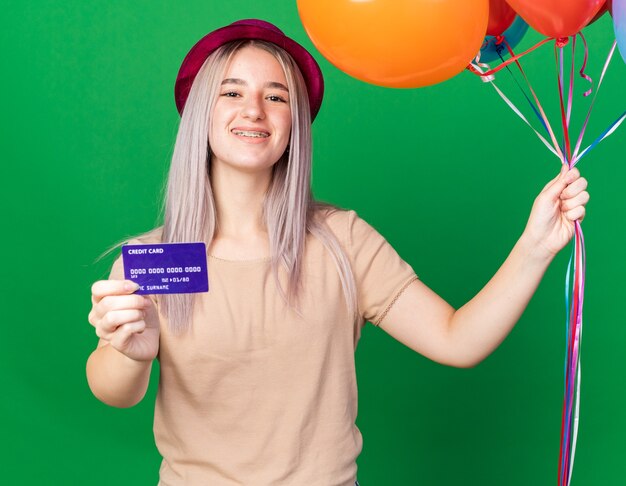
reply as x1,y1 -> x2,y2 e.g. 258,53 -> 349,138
479,16 -> 529,64
615,0 -> 626,63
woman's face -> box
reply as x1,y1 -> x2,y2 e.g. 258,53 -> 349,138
209,45 -> 292,174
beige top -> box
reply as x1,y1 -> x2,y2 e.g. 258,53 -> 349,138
109,209 -> 417,486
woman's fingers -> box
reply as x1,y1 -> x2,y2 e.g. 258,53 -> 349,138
541,165 -> 572,202
89,294 -> 150,326
566,205 -> 586,222
108,321 -> 147,351
94,309 -> 145,338
563,166 -> 581,183
88,279 -> 160,361
558,168 -> 588,222
92,294 -> 148,320
89,279 -> 147,330
560,176 -> 588,200
561,190 -> 590,212
558,169 -> 589,222
91,280 -> 139,304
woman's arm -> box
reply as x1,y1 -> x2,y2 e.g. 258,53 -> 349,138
379,165 -> 589,367
87,341 -> 154,408
86,280 -> 160,407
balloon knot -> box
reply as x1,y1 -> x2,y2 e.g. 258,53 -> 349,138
556,37 -> 569,48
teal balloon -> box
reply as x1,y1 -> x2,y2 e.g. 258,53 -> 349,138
479,16 -> 529,64
615,0 -> 626,63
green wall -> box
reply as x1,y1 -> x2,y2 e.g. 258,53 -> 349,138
2,1 -> 624,484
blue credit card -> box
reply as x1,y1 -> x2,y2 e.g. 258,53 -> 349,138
122,242 -> 209,295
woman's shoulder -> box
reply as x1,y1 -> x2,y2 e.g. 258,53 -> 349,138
310,203 -> 382,251
312,203 -> 392,250
313,203 -> 378,233
126,226 -> 164,245
311,203 -> 355,236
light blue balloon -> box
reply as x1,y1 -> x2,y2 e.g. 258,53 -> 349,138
615,0 -> 626,63
479,16 -> 529,64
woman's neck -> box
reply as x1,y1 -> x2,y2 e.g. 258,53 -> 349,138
209,160 -> 272,258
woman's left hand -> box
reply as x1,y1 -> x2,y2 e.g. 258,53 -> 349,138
523,164 -> 589,260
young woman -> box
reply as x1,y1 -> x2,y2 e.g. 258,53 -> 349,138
86,19 -> 589,486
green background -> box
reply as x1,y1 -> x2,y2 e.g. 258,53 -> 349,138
2,1 -> 624,484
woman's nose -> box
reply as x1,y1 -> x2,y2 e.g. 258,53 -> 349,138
241,95 -> 265,120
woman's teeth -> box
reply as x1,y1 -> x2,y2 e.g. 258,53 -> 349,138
232,130 -> 269,138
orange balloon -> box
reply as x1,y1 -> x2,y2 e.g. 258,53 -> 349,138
297,0 -> 489,88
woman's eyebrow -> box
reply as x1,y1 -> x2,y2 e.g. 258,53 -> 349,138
221,78 -> 245,86
221,78 -> 289,92
266,82 -> 289,92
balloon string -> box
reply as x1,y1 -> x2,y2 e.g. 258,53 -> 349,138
470,38 -> 622,166
557,41 -> 574,125
484,39 -> 564,161
574,110 -> 626,164
562,232 -> 580,485
558,221 -> 585,486
572,40 -> 619,163
558,242 -> 574,485
510,49 -> 565,162
467,37 -> 553,77
569,222 -> 586,484
497,43 -> 551,136
555,38 -> 581,483
502,42 -> 564,162
555,40 -> 572,162
569,223 -> 585,484
564,247 -> 574,382
559,260 -> 573,485
578,32 -> 593,98
559,224 -> 581,486
569,356 -> 582,484
470,45 -> 564,161
482,78 -> 560,157
567,36 -> 576,126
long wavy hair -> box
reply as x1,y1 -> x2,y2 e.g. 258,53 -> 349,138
142,39 -> 357,332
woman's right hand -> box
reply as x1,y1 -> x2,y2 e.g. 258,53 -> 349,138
88,280 -> 160,362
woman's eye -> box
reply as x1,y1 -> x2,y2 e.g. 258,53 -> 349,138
221,91 -> 240,98
267,95 -> 287,103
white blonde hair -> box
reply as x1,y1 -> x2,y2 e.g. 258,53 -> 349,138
146,40 -> 358,332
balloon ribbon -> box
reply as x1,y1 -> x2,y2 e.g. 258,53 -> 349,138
468,34 -> 623,486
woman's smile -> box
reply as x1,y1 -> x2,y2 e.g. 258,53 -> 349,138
231,127 -> 271,141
